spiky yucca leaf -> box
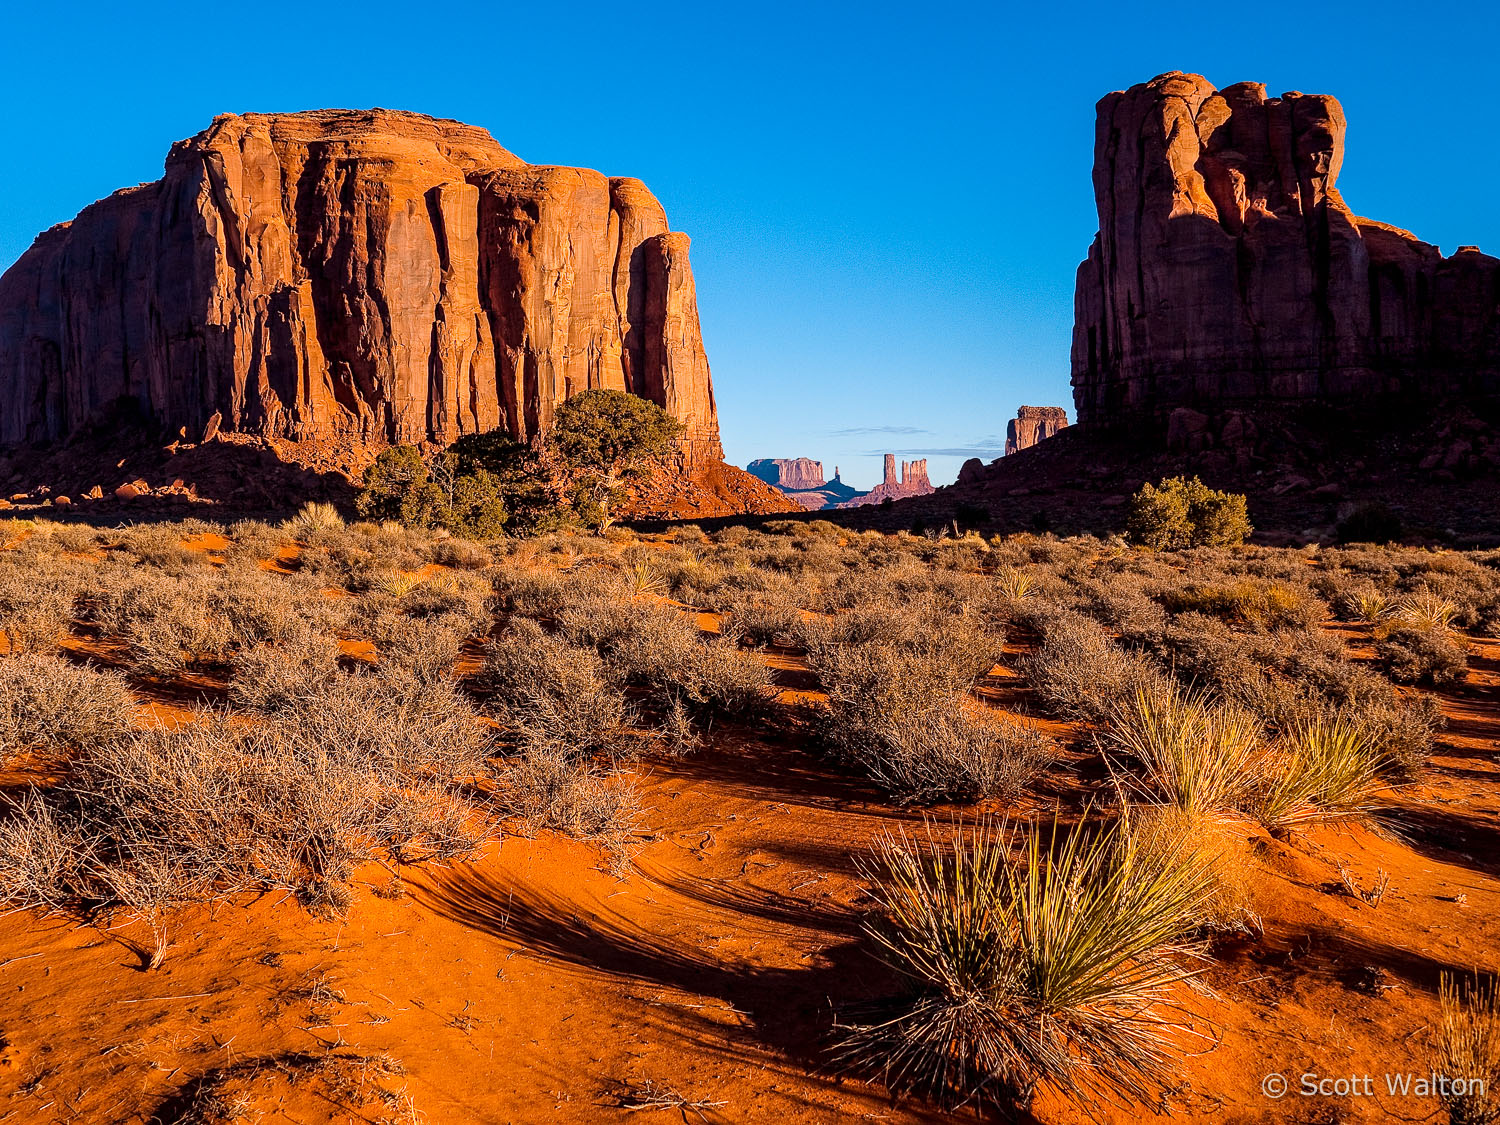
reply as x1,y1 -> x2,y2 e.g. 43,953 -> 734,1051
373,570 -> 426,598
1394,587 -> 1459,632
1258,713 -> 1392,827
996,567 -> 1036,601
628,561 -> 667,598
842,815 -> 1214,1112
1105,681 -> 1263,815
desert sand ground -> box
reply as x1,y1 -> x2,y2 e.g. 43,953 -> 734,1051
0,519 -> 1495,1124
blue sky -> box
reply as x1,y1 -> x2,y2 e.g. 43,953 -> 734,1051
3,3 -> 1496,489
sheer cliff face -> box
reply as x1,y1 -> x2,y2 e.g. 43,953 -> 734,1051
1005,406 -> 1068,455
0,110 -> 721,460
1071,72 -> 1500,424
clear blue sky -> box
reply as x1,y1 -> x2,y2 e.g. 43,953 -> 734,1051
3,3 -> 1496,489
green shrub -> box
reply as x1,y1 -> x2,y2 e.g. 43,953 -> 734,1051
1126,477 -> 1251,550
552,389 -> 684,529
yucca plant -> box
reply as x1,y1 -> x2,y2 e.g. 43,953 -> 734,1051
1438,972 -> 1500,1125
1393,587 -> 1459,632
1258,713 -> 1392,827
373,570 -> 427,598
284,501 -> 344,537
1105,681 -> 1263,815
628,560 -> 667,599
996,566 -> 1036,601
1353,590 -> 1391,624
840,814 -> 1213,1112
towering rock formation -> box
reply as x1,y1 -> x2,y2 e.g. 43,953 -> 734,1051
1005,406 -> 1069,454
1071,73 -> 1500,425
747,457 -> 826,491
0,110 -> 722,461
844,455 -> 933,507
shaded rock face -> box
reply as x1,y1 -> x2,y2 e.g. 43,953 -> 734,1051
1005,406 -> 1069,454
1072,73 -> 1500,424
0,110 -> 721,461
747,457 -> 825,490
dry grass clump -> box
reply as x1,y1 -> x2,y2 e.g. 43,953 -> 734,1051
1123,806 -> 1261,934
283,501 -> 345,538
0,654 -> 137,764
841,815 -> 1212,1113
1437,973 -> 1500,1125
1104,681 -> 1262,815
1255,713 -> 1393,827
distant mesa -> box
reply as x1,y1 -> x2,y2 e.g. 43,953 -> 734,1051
747,457 -> 863,510
746,453 -> 935,511
839,455 -> 933,508
1005,406 -> 1069,455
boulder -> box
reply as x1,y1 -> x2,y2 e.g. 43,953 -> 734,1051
957,457 -> 985,484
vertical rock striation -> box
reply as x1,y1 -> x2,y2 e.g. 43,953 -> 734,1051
1071,72 -> 1500,425
0,110 -> 722,460
1005,406 -> 1069,454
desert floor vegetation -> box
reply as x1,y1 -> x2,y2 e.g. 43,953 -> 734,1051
0,510 -> 1494,1122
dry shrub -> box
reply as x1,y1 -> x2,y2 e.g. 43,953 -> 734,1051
840,815 -> 1213,1113
1375,622 -> 1468,687
0,672 -> 489,917
425,537 -> 493,570
0,566 -> 78,652
1437,973 -> 1500,1125
498,746 -> 640,844
230,632 -> 345,714
815,644 -> 1049,804
560,596 -> 772,721
375,618 -> 465,686
481,618 -> 631,756
1158,578 -> 1323,632
1022,611 -> 1164,724
0,654 -> 137,762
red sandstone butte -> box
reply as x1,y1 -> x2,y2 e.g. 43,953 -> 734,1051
1005,406 -> 1069,455
0,110 -> 721,462
1072,73 -> 1500,423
